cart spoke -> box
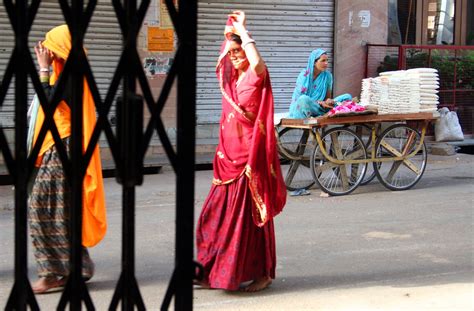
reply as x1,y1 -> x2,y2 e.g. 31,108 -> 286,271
285,160 -> 301,185
277,127 -> 315,191
379,139 -> 421,174
344,148 -> 366,161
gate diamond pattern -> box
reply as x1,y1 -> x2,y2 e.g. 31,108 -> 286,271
0,0 -> 197,309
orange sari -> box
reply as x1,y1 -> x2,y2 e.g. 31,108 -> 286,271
32,25 -> 106,247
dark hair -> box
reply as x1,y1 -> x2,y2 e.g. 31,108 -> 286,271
229,33 -> 242,44
315,53 -> 327,62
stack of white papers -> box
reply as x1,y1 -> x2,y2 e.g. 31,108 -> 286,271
360,68 -> 439,114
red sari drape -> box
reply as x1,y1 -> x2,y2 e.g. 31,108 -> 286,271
196,19 -> 286,290
212,23 -> 286,227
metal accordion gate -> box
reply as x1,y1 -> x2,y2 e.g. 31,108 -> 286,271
0,0 -> 197,309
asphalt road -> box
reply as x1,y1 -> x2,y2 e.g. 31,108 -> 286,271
0,153 -> 473,310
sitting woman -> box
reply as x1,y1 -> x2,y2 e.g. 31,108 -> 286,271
288,49 -> 352,118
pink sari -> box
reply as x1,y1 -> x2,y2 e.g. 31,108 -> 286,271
196,19 -> 286,290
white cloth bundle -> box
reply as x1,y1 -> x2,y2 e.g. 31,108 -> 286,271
361,68 -> 440,113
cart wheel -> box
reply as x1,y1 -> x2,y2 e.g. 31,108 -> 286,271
344,124 -> 377,185
276,127 -> 315,191
373,124 -> 427,191
311,127 -> 367,196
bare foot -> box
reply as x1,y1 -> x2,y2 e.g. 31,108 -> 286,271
241,276 -> 272,292
32,276 -> 66,294
193,280 -> 210,289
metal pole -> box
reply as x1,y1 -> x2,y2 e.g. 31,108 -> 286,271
175,0 -> 197,309
13,0 -> 29,308
69,7 -> 86,309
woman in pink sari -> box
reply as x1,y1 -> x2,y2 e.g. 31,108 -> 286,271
196,11 -> 287,292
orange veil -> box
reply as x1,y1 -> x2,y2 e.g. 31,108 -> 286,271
33,25 -> 106,247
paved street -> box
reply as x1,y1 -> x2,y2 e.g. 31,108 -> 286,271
0,153 -> 473,310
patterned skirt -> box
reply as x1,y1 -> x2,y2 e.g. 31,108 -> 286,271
28,138 -> 94,279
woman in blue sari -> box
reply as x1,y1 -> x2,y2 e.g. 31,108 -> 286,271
288,49 -> 351,118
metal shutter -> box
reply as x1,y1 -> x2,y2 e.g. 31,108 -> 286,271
0,0 -> 122,128
197,0 -> 335,124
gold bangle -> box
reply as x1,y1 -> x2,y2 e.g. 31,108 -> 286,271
40,76 -> 50,83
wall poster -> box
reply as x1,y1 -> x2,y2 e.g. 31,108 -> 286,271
147,27 -> 174,52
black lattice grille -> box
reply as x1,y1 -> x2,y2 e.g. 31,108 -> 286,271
1,0 -> 197,309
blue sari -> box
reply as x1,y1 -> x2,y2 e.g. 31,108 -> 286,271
288,49 -> 351,118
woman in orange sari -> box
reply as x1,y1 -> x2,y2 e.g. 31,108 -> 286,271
196,11 -> 287,292
28,25 -> 107,294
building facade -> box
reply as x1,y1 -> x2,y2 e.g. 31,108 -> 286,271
334,0 -> 473,134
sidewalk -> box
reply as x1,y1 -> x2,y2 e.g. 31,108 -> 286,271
0,153 -> 473,310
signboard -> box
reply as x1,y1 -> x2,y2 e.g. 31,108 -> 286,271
358,10 -> 371,28
147,27 -> 174,52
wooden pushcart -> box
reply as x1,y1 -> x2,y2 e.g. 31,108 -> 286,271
275,112 -> 438,196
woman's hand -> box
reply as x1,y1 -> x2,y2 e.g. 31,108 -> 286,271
228,10 -> 247,35
323,98 -> 335,109
319,99 -> 334,110
34,41 -> 52,70
228,10 -> 265,75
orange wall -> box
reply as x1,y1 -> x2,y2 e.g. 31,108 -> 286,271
334,1 -> 389,98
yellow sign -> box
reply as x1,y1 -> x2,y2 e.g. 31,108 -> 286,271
148,27 -> 174,52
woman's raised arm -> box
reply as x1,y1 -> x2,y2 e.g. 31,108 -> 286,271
229,11 -> 266,75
